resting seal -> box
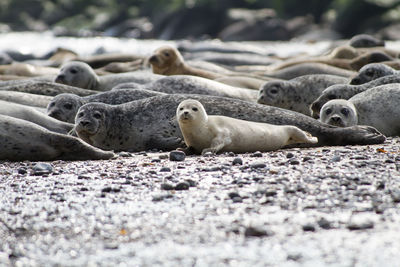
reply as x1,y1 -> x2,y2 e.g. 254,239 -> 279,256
73,94 -> 384,152
310,74 -> 400,117
0,91 -> 52,108
177,99 -> 318,155
257,74 -> 348,115
350,63 -> 398,85
0,114 -> 114,161
54,61 -> 162,91
319,99 -> 358,127
47,89 -> 164,123
113,75 -> 258,102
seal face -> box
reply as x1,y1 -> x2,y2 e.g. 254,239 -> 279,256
55,61 -> 99,89
176,99 -> 318,155
350,63 -> 397,85
47,93 -> 83,123
149,46 -> 183,75
320,99 -> 358,127
75,104 -> 107,146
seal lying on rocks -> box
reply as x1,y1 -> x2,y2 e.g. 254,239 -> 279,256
54,61 -> 162,90
319,99 -> 358,127
350,63 -> 398,85
321,85 -> 400,136
257,74 -> 348,115
47,89 -> 164,123
310,75 -> 400,117
113,75 -> 258,102
73,94 -> 385,152
176,99 -> 318,155
0,114 -> 114,161
0,100 -> 73,134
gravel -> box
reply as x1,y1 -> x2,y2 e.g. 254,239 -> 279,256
1,137 -> 400,266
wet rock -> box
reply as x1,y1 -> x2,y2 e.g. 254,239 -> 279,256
101,187 -> 120,193
152,158 -> 161,163
32,162 -> 53,176
175,181 -> 190,191
169,151 -> 186,161
160,167 -> 171,172
161,183 -> 175,191
289,159 -> 300,165
244,226 -> 270,237
232,157 -> 243,165
287,253 -> 302,261
250,152 -> 263,158
228,192 -> 241,199
17,167 -> 27,175
302,223 -> 316,232
286,152 -> 294,158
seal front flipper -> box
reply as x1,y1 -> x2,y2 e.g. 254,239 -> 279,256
146,134 -> 184,151
330,125 -> 385,145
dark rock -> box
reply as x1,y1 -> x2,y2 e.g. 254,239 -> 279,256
286,152 -> 294,158
250,152 -> 263,158
390,189 -> 400,203
289,159 -> 300,165
232,157 -> 243,165
302,223 -> 316,232
347,216 -> 374,230
228,192 -> 241,199
32,162 -> 53,176
152,158 -> 161,163
169,150 -> 185,161
160,167 -> 171,172
244,226 -> 270,237
250,162 -> 266,169
185,179 -> 197,187
175,182 -> 190,191
317,218 -> 332,229
118,152 -> 132,157
17,168 -> 27,175
152,194 -> 173,202
161,183 -> 175,190
265,189 -> 277,197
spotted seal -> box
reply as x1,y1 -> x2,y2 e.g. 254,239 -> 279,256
350,63 -> 398,85
47,89 -> 164,123
0,114 -> 114,161
176,99 -> 318,155
319,99 -> 358,127
257,74 -> 348,115
73,94 -> 385,152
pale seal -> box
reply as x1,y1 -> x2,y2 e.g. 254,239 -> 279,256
54,61 -> 162,90
321,84 -> 400,136
176,99 -> 318,155
0,114 -> 114,161
113,75 -> 258,102
257,74 -> 348,115
0,100 -> 73,134
47,89 -> 164,123
350,63 -> 398,85
319,99 -> 358,127
310,74 -> 400,117
73,94 -> 384,152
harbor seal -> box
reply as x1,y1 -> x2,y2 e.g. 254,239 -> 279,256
257,74 -> 348,115
176,99 -> 318,155
54,61 -> 162,90
73,94 -> 384,152
112,75 -> 258,102
0,91 -> 52,108
350,63 -> 398,85
0,114 -> 114,161
310,74 -> 400,117
319,99 -> 358,127
0,100 -> 73,134
321,85 -> 400,136
47,89 -> 164,123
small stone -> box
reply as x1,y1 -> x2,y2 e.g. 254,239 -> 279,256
250,162 -> 266,169
232,157 -> 243,165
265,189 -> 277,197
302,223 -> 316,232
289,159 -> 300,165
390,189 -> 400,202
202,152 -> 214,157
317,218 -> 332,229
185,179 -> 197,187
159,154 -> 169,159
161,183 -> 175,190
151,158 -> 161,163
331,155 -> 341,162
175,181 -> 190,191
152,193 -> 173,202
159,167 -> 171,172
169,150 -> 185,161
101,187 -> 112,193
244,226 -> 269,237
347,216 -> 374,230
228,192 -> 241,199
302,156 -> 312,162
17,168 -> 27,175
32,162 -> 53,176
118,152 -> 132,157
287,253 -> 302,261
250,152 -> 263,157
286,152 -> 294,158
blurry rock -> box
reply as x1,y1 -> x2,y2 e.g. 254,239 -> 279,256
32,162 -> 53,176
104,17 -> 154,38
169,151 -> 185,162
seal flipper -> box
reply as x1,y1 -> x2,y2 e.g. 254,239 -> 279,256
146,134 -> 184,151
327,125 -> 385,146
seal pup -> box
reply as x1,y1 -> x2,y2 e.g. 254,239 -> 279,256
319,99 -> 358,127
47,89 -> 164,123
55,61 -> 162,90
310,75 -> 400,117
0,114 -> 114,161
73,94 -> 384,152
0,100 -> 73,134
112,75 -> 258,102
257,74 -> 348,115
176,99 -> 318,155
350,63 -> 398,85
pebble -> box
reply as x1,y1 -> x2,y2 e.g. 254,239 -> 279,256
347,215 -> 374,230
32,163 -> 53,176
160,167 -> 171,172
250,152 -> 263,158
185,179 -> 197,187
390,189 -> 400,202
289,159 -> 300,165
317,218 -> 332,229
169,151 -> 186,161
244,226 -> 270,237
17,167 -> 27,175
286,152 -> 294,158
152,193 -> 173,202
160,183 -> 175,190
175,181 -> 190,191
250,162 -> 266,169
118,152 -> 132,157
302,223 -> 316,232
232,157 -> 243,165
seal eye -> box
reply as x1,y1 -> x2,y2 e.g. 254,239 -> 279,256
325,108 -> 332,115
64,103 -> 72,110
341,108 -> 349,116
77,112 -> 84,118
48,102 -> 55,107
164,52 -> 170,57
327,94 -> 336,100
70,68 -> 78,74
93,112 -> 102,119
179,107 -> 183,111
365,69 -> 374,77
192,107 -> 198,112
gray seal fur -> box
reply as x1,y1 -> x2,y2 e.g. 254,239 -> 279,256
0,114 -> 114,161
0,91 -> 52,108
47,89 -> 164,123
258,74 -> 348,115
350,63 -> 398,85
73,94 -> 385,152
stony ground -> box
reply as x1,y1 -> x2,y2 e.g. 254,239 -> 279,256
1,138 -> 400,266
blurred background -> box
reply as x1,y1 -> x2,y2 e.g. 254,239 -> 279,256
1,0 -> 400,41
